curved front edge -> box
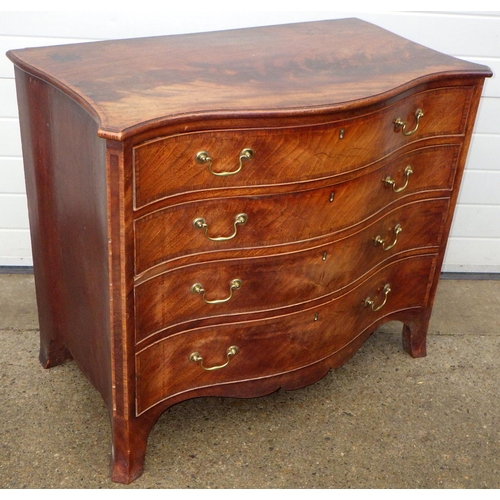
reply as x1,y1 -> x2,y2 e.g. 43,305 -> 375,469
111,298 -> 430,484
113,303 -> 432,483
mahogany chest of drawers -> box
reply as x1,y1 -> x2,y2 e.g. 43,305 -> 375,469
7,18 -> 491,483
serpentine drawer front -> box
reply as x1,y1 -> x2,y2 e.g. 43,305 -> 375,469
133,87 -> 471,208
134,145 -> 459,274
136,254 -> 437,415
134,198 -> 449,342
7,18 -> 491,483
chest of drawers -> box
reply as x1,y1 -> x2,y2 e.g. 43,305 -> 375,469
7,18 -> 491,483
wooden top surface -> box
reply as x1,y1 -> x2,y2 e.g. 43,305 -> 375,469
7,18 -> 492,140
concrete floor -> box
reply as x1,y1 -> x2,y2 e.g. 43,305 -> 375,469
0,273 -> 499,489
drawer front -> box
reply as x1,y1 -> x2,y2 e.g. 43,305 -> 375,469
135,253 -> 436,415
133,86 -> 471,208
134,198 -> 448,342
135,144 -> 458,274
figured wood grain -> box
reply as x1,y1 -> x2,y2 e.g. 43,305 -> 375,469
134,144 -> 459,274
134,198 -> 449,343
7,18 -> 492,484
6,19 -> 491,139
135,253 -> 436,415
133,87 -> 470,208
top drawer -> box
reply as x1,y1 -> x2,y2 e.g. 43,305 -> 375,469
133,86 -> 473,209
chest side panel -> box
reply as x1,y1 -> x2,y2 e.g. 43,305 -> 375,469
14,68 -> 113,404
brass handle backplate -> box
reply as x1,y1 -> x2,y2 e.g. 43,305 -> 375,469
193,213 -> 248,241
196,148 -> 254,177
394,108 -> 424,136
364,284 -> 392,312
191,278 -> 242,304
189,345 -> 239,371
374,224 -> 403,251
383,165 -> 413,193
